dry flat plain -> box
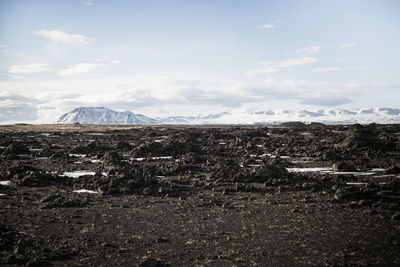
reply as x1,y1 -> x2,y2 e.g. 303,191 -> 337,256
1,123 -> 400,266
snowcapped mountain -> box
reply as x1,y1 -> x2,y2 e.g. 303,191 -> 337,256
57,107 -> 400,125
248,108 -> 400,125
158,112 -> 230,124
57,107 -> 160,125
158,108 -> 400,125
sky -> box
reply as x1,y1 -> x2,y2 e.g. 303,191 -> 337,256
0,0 -> 399,123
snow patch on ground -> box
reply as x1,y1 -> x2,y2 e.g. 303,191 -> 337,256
287,167 -> 333,173
61,171 -> 96,178
73,189 -> 98,194
346,182 -> 368,186
287,167 -> 385,176
69,154 -> 86,158
0,181 -> 10,186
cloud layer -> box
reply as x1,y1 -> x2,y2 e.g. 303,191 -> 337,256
340,42 -> 357,48
0,93 -> 40,122
260,20 -> 283,29
288,45 -> 322,56
1,73 -> 398,124
81,1 -> 93,6
312,67 -> 341,72
35,30 -> 92,45
245,57 -> 318,75
8,63 -> 51,74
58,63 -> 105,76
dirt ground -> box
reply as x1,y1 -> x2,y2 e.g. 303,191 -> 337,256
1,123 -> 399,266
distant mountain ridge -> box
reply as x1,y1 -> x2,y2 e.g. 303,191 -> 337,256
57,107 -> 159,125
246,108 -> 400,125
57,107 -> 400,125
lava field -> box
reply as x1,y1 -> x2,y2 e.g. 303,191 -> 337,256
1,123 -> 400,266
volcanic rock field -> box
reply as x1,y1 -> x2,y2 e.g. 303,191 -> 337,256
1,123 -> 400,266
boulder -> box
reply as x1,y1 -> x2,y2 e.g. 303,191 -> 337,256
333,161 -> 358,172
384,163 -> 400,174
138,258 -> 169,267
4,143 -> 30,155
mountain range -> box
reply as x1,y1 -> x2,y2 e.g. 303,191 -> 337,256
57,107 -> 400,125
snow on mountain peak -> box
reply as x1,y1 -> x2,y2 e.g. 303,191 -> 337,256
57,107 -> 159,125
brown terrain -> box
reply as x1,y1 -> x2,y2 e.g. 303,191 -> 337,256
1,123 -> 400,266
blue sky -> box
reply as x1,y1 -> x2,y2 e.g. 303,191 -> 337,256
0,0 -> 399,123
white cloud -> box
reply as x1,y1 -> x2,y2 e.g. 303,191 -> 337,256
340,42 -> 357,48
35,30 -> 92,45
245,68 -> 280,76
246,57 -> 318,76
260,20 -> 283,29
300,97 -> 352,106
276,57 -> 318,68
313,66 -> 368,72
288,45 -> 322,56
345,83 -> 361,88
261,23 -> 275,29
81,1 -> 93,6
58,63 -> 105,76
313,67 -> 341,72
8,63 -> 51,74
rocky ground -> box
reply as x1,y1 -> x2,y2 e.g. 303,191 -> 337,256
1,123 -> 399,266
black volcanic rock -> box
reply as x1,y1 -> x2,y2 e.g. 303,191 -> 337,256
138,258 -> 170,267
212,158 -> 290,183
384,163 -> 400,174
1,124 -> 400,266
340,124 -> 383,150
333,161 -> 358,172
4,143 -> 30,155
280,121 -> 307,127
